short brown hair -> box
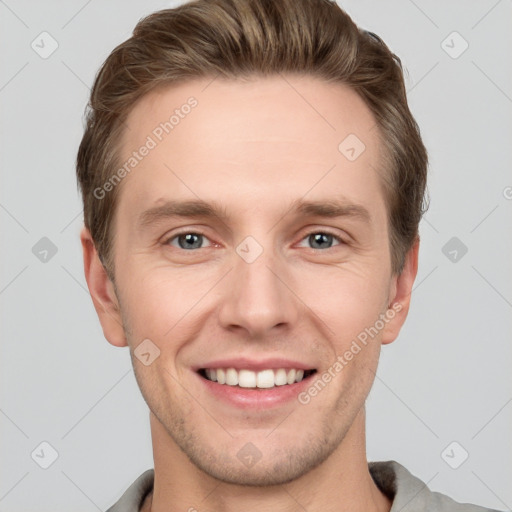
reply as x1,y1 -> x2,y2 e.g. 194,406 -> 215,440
76,0 -> 428,280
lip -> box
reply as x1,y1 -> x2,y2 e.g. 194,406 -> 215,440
193,366 -> 317,410
192,357 -> 315,372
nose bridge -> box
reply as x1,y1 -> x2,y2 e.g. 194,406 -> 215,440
217,234 -> 298,336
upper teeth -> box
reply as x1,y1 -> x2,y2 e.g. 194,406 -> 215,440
204,368 -> 306,388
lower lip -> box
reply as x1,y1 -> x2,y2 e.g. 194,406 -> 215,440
195,371 -> 314,409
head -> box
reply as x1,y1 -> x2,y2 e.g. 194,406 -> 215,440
78,0 -> 428,486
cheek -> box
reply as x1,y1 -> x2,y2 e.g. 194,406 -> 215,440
298,264 -> 389,339
118,266 -> 219,365
120,267 -> 193,330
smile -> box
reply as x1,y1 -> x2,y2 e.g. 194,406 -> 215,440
198,367 -> 317,389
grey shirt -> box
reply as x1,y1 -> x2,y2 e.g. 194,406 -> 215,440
105,460 -> 502,512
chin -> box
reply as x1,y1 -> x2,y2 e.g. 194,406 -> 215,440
170,422 -> 348,487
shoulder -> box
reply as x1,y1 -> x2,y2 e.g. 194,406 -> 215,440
369,460 -> 503,512
105,469 -> 154,512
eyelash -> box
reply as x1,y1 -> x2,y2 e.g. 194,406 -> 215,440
162,229 -> 346,251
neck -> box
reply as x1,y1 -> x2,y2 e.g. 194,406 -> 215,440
142,408 -> 392,512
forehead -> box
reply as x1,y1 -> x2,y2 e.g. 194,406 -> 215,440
122,74 -> 378,153
115,74 -> 385,223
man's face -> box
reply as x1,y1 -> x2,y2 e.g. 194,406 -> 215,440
93,75 -> 415,485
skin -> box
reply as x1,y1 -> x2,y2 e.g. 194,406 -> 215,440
81,74 -> 419,512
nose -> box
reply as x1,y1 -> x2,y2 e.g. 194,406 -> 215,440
217,242 -> 300,339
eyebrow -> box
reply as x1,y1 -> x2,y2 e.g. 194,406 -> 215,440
137,197 -> 371,230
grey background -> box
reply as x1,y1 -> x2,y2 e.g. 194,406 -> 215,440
1,0 -> 511,511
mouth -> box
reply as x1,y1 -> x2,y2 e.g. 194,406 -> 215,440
197,367 -> 318,389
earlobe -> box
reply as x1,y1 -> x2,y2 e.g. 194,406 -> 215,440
80,226 -> 127,347
381,237 -> 420,345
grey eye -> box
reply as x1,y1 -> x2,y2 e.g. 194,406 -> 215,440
167,232 -> 212,250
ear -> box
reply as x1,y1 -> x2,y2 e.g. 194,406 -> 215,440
381,236 -> 420,345
80,225 -> 127,347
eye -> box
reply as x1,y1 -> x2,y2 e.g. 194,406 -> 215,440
164,231 -> 212,250
163,229 -> 345,251
297,231 -> 345,250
